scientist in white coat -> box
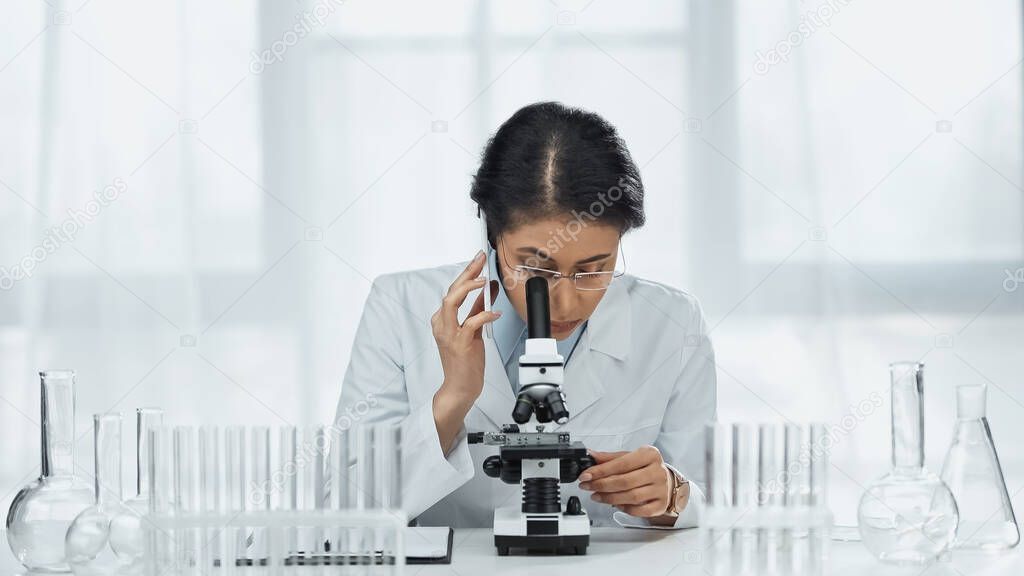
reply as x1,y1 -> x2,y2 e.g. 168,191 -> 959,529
336,102 -> 716,530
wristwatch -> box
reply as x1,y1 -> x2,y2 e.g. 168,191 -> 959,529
663,465 -> 690,517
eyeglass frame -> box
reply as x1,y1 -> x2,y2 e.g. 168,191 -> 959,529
496,234 -> 626,292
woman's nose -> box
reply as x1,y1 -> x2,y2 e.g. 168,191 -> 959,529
549,277 -> 576,316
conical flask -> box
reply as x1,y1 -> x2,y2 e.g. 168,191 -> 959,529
940,384 -> 1019,550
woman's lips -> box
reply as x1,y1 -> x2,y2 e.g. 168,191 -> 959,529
551,319 -> 581,333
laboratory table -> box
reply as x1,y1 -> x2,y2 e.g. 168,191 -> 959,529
4,528 -> 1022,575
416,527 -> 1023,576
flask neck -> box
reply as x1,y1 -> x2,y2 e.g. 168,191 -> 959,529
40,370 -> 76,478
94,413 -> 123,506
890,362 -> 925,471
952,417 -> 988,439
956,384 -> 987,420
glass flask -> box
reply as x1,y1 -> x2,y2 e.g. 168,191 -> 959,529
6,370 -> 93,573
66,413 -> 135,575
857,362 -> 959,564
940,384 -> 1019,550
108,408 -> 164,566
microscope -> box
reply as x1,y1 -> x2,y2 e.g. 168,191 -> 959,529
469,276 -> 596,556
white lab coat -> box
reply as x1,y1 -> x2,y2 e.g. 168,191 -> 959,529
335,261 -> 717,529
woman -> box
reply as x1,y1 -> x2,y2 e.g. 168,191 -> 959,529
336,102 -> 716,529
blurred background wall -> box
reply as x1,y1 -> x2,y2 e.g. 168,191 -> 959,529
1,0 -> 1021,526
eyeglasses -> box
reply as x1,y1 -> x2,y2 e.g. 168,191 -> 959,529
498,238 -> 626,291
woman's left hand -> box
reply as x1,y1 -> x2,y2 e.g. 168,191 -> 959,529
577,446 -> 672,518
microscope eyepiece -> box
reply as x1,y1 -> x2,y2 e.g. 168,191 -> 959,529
525,276 -> 551,339
513,276 -> 571,426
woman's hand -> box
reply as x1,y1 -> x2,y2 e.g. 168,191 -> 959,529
431,251 -> 500,453
432,250 -> 501,402
578,446 -> 676,518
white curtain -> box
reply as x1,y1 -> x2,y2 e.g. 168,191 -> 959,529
1,0 -> 1021,526
720,0 -> 1023,523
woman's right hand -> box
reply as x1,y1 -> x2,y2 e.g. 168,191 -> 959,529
430,251 -> 500,453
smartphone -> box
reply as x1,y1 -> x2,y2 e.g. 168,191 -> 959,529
478,207 -> 493,339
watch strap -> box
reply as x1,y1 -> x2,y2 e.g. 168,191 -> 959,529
663,464 -> 688,517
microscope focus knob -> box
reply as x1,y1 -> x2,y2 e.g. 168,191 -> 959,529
565,496 -> 583,516
482,455 -> 502,479
580,454 -> 596,470
559,453 -> 598,482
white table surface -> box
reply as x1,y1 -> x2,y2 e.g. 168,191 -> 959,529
4,528 -> 1021,575
410,528 -> 1024,576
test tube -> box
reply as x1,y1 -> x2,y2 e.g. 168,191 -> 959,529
326,425 -> 352,563
263,429 -> 287,576
783,424 -> 805,507
252,427 -> 272,562
807,424 -> 828,508
353,425 -> 373,510
136,408 -> 163,499
295,427 -> 323,511
373,423 -> 402,511
273,426 -> 298,558
293,426 -> 325,558
327,426 -> 352,510
173,427 -> 197,513
197,427 -> 220,512
253,427 -> 272,508
781,424 -> 805,573
706,423 -> 731,506
732,424 -> 757,574
704,423 -> 731,575
173,427 -> 201,573
758,423 -> 784,575
224,426 -> 247,568
808,423 -> 828,575
372,423 -> 402,566
198,426 -> 221,570
145,426 -> 175,575
225,427 -> 245,513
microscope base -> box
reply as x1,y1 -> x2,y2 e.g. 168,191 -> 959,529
492,506 -> 590,556
494,534 -> 589,556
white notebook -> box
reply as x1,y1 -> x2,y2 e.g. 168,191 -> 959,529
402,526 -> 454,563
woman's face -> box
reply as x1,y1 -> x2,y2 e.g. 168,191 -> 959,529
495,216 -> 621,340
